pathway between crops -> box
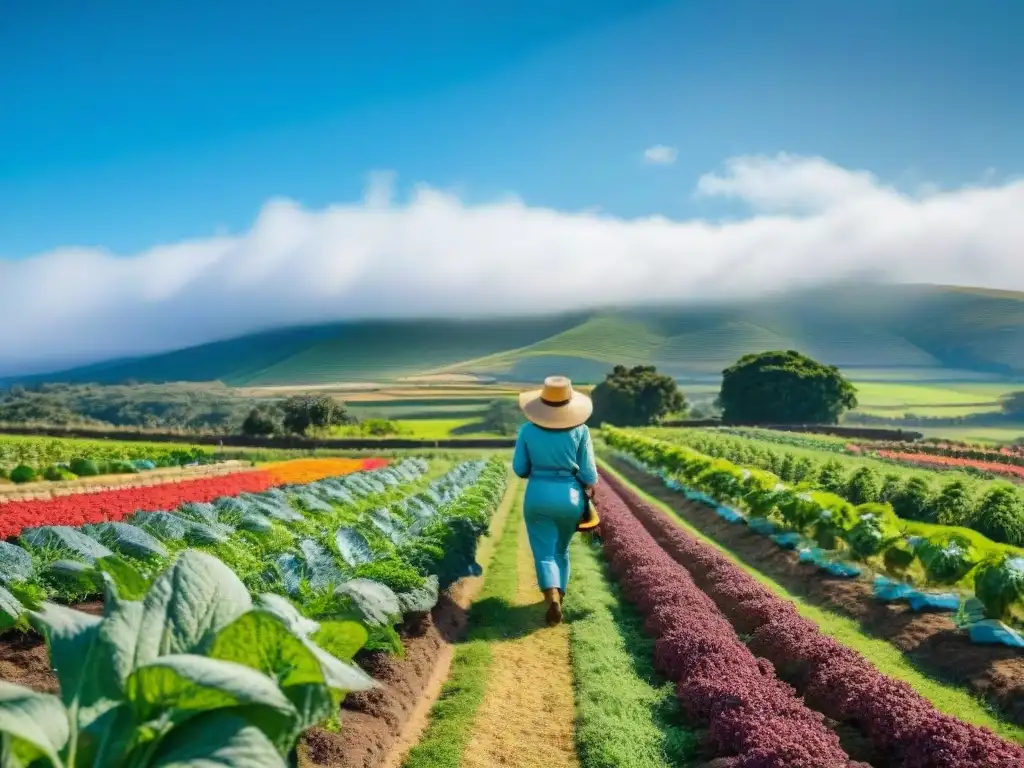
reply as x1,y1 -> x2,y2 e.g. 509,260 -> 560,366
460,517 -> 579,768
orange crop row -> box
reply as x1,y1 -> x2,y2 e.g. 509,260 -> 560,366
263,457 -> 389,485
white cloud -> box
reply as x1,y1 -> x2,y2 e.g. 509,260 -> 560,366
643,144 -> 678,165
2,152 -> 1023,375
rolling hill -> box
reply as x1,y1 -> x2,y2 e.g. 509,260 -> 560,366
11,284 -> 1024,387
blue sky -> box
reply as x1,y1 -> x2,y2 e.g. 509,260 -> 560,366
2,0 -> 1021,259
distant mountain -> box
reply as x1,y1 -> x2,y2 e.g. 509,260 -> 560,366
11,284 -> 1024,386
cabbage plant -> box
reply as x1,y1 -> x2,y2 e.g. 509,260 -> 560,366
974,554 -> 1024,621
0,550 -> 373,767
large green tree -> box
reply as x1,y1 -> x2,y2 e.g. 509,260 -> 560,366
280,394 -> 350,435
718,350 -> 857,425
590,365 -> 686,427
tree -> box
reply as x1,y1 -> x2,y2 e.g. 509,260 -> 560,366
280,395 -> 349,435
590,365 -> 686,427
718,350 -> 858,425
481,399 -> 522,435
241,405 -> 281,437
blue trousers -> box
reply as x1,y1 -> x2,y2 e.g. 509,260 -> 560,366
523,477 -> 583,592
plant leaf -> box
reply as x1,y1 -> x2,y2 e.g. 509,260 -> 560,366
127,654 -> 297,730
134,550 -> 253,664
148,712 -> 287,768
333,579 -> 400,628
396,575 -> 440,615
95,556 -> 152,601
0,585 -> 25,632
0,681 -> 69,766
28,602 -> 109,712
254,594 -> 320,638
310,620 -> 368,662
335,528 -> 373,567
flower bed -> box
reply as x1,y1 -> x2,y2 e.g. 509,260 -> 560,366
0,470 -> 277,538
874,451 -> 1024,483
264,457 -> 389,485
600,469 -> 1024,767
593,482 -> 855,767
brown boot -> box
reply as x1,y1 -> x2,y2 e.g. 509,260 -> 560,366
544,588 -> 563,626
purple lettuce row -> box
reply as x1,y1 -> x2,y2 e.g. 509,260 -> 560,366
600,469 -> 1024,768
593,483 -> 856,768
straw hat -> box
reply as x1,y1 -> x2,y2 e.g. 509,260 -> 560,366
518,376 -> 593,430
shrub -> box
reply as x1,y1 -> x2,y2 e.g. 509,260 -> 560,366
42,465 -> 75,482
790,457 -> 817,483
973,486 -> 1024,546
845,466 -> 881,505
974,554 -> 1024,621
933,479 -> 977,527
917,534 -> 980,584
843,504 -> 901,559
883,541 -> 916,574
69,457 -> 100,477
879,473 -> 904,503
890,476 -> 934,521
816,460 -> 847,495
8,464 -> 36,484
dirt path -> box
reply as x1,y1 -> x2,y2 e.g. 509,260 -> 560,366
460,518 -> 579,768
379,476 -> 522,768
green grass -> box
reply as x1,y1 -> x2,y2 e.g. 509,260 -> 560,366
401,486 -> 523,768
331,418 -> 496,440
566,535 -> 700,767
599,459 -> 1024,746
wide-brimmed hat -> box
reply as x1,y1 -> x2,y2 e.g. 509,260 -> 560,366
518,376 -> 592,430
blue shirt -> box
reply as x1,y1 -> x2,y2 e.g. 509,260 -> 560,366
512,422 -> 598,486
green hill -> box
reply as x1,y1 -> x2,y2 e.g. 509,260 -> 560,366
14,284 -> 1024,387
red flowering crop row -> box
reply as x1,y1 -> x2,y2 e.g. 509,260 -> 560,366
600,469 -> 1024,767
593,482 -> 857,767
0,470 -> 276,539
874,450 -> 1024,482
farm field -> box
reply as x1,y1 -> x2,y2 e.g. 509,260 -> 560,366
2,433 -> 1024,765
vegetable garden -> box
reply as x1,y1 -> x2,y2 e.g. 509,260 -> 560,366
1,431 -> 1023,767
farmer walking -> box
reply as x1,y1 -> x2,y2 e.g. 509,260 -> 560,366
512,376 -> 599,626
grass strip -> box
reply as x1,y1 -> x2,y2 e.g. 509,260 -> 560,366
401,482 -> 524,768
600,457 -> 1024,746
566,534 -> 701,767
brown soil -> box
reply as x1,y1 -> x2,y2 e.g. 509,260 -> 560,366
300,599 -> 469,768
605,458 -> 1024,726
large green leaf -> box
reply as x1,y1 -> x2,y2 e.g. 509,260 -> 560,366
311,620 -> 368,662
210,611 -> 325,689
334,579 -> 400,628
0,586 -> 24,632
303,641 -> 376,694
95,556 -> 152,601
148,712 -> 286,768
127,654 -> 297,731
135,551 -> 252,664
0,682 -> 69,766
27,603 -> 108,712
254,594 -> 319,638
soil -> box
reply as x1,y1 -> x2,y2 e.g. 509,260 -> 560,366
300,597 -> 470,768
604,458 -> 1024,727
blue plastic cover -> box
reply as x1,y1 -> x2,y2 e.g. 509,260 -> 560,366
907,592 -> 960,612
770,532 -> 804,550
969,620 -> 1024,648
747,517 -> 778,536
820,560 -> 862,578
873,575 -> 915,602
715,506 -> 746,524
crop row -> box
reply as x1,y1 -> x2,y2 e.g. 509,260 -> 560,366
870,449 -> 1024,483
600,468 -> 1024,767
0,458 -> 387,538
0,456 -> 509,767
0,457 -> 507,640
593,480 -> 855,767
606,428 -> 1024,629
0,433 -> 213,476
647,427 -> 1024,545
